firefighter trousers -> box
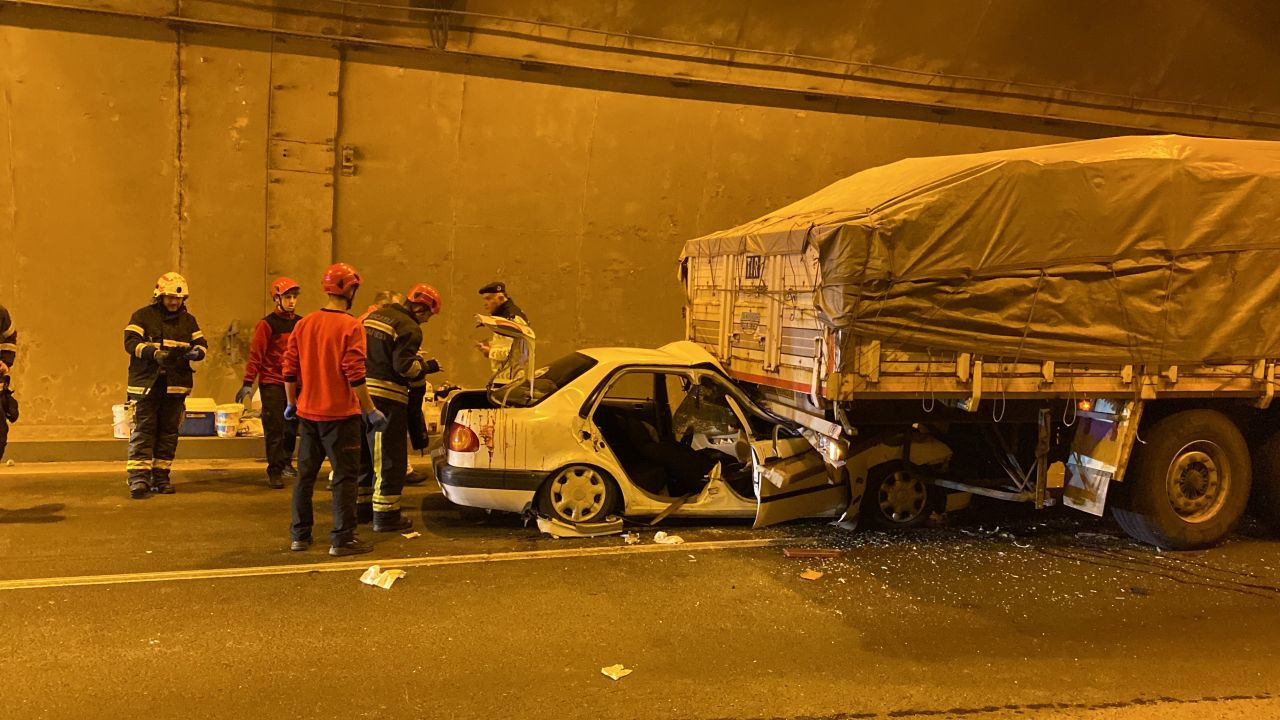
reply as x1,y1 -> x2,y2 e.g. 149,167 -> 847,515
359,396 -> 408,524
127,381 -> 185,488
292,416 -> 361,545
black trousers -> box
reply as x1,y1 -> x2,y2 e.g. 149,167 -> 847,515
0,381 -> 10,462
127,380 -> 185,487
407,385 -> 429,452
359,397 -> 409,521
259,383 -> 297,478
292,416 -> 361,545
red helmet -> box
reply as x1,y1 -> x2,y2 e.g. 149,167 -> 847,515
406,283 -> 442,315
271,276 -> 301,298
321,263 -> 362,295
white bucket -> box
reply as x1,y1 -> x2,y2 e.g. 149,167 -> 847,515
215,403 -> 245,438
112,403 -> 134,439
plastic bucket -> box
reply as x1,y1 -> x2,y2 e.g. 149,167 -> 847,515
215,403 -> 245,438
112,403 -> 134,439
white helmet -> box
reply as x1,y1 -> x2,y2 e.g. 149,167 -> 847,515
153,272 -> 190,299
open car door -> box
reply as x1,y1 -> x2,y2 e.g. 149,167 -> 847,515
722,395 -> 849,528
474,313 -> 537,401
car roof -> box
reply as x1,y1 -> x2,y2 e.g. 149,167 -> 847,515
576,341 -> 722,370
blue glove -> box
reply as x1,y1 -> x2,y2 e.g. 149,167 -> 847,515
185,347 -> 205,361
234,384 -> 254,404
365,409 -> 389,433
283,404 -> 298,421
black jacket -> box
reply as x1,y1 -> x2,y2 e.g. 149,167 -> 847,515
0,303 -> 15,376
494,298 -> 527,323
363,303 -> 432,404
124,302 -> 208,397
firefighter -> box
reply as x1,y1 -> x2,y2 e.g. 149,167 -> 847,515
123,273 -> 208,498
360,283 -> 443,531
236,277 -> 303,489
475,281 -> 529,381
283,262 -> 385,556
0,302 -> 16,462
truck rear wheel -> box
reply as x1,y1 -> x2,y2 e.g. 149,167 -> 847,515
1248,429 -> 1280,533
1111,409 -> 1251,549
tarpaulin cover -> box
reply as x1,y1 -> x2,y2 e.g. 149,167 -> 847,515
681,135 -> 1280,365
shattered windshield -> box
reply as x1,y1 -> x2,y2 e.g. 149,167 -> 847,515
489,352 -> 598,407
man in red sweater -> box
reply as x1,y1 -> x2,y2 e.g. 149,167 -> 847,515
282,263 -> 387,557
236,277 -> 302,489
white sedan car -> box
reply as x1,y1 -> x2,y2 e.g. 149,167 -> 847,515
436,317 -> 953,529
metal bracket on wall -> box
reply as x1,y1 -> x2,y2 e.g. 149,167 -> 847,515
340,144 -> 358,176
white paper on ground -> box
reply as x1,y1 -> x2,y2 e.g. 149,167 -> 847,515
653,531 -> 684,545
359,565 -> 407,590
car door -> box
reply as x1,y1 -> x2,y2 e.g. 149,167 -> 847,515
708,378 -> 848,527
473,313 -> 537,395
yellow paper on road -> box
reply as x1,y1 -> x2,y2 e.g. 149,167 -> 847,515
601,664 -> 633,681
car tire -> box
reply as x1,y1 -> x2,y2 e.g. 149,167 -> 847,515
861,463 -> 935,530
1248,428 -> 1280,534
1111,409 -> 1251,549
538,465 -> 620,524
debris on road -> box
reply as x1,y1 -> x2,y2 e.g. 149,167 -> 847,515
623,532 -> 640,545
783,548 -> 845,559
402,531 -> 421,540
360,565 -> 406,590
653,531 -> 684,545
537,515 -> 625,538
601,664 -> 633,681
799,569 -> 824,581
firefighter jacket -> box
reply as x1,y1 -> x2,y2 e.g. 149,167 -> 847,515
124,302 -> 208,397
0,303 -> 15,387
364,303 -> 431,404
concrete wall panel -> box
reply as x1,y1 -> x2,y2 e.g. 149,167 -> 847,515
178,31 -> 273,400
0,22 -> 177,431
3,3 -> 1279,434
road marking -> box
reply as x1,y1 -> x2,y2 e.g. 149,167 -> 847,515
0,537 -> 793,591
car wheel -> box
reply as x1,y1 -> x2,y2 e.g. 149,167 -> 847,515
1111,409 -> 1251,549
539,465 -> 619,524
862,463 -> 934,529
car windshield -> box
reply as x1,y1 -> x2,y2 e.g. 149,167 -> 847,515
489,352 -> 598,407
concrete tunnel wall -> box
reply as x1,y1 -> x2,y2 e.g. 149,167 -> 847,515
1,2 -> 1277,436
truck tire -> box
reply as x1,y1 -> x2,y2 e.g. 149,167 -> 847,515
1111,409 -> 1251,549
1248,430 -> 1280,533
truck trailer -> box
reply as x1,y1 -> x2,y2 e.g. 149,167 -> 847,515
681,135 -> 1280,549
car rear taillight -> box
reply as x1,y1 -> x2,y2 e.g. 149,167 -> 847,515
448,423 -> 480,452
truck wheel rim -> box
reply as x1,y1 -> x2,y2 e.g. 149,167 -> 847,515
879,471 -> 927,523
550,466 -> 606,522
1165,441 -> 1228,523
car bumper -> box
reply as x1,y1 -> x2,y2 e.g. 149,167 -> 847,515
436,464 -> 545,513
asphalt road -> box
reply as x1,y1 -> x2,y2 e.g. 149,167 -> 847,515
1,459 -> 1279,720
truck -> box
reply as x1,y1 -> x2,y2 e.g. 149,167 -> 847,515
680,134 -> 1280,549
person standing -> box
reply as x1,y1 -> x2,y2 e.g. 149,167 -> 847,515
475,281 -> 529,382
283,262 -> 385,556
0,302 -> 17,462
360,283 -> 442,530
123,273 -> 208,499
236,277 -> 302,489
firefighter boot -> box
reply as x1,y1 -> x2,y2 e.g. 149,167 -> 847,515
372,510 -> 413,533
